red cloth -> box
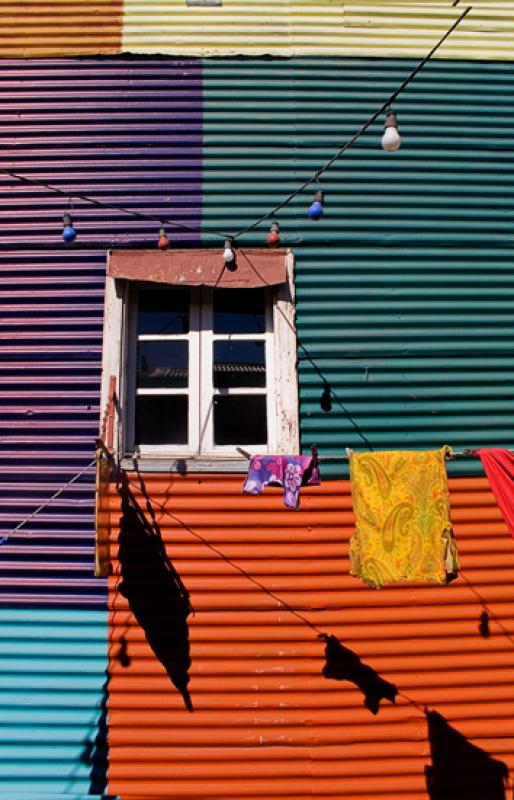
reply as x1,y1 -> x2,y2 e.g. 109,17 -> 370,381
477,448 -> 514,538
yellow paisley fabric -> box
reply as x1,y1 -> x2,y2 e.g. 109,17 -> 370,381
349,447 -> 459,589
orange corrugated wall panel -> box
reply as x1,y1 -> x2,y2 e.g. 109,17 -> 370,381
0,1 -> 122,57
107,474 -> 514,799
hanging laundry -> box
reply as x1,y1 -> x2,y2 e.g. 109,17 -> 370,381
349,446 -> 459,589
243,454 -> 320,510
477,448 -> 514,538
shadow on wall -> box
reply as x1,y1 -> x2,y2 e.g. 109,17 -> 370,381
319,633 -> 397,714
62,676 -> 110,796
117,471 -> 193,711
425,709 -> 508,800
82,677 -> 108,796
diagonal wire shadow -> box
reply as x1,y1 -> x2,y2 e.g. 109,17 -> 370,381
126,472 -> 322,637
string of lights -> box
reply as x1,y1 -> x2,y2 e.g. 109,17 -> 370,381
2,168 -> 220,240
0,5 -> 471,249
233,4 -> 472,239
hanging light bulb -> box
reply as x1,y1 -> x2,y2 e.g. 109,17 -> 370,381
223,237 -> 235,263
382,107 -> 401,152
158,227 -> 170,250
62,212 -> 76,243
307,190 -> 324,221
267,220 -> 280,246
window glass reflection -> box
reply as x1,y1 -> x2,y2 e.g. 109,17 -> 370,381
138,288 -> 189,335
137,341 -> 188,389
213,288 -> 266,334
213,340 -> 265,388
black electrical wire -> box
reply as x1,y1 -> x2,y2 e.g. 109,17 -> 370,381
232,5 -> 472,238
0,5 -> 472,244
0,168 -> 224,237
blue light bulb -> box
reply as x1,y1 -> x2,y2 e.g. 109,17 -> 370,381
307,190 -> 324,221
62,213 -> 76,243
307,201 -> 323,220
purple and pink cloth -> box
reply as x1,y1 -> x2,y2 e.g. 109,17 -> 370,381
242,447 -> 514,526
243,454 -> 320,510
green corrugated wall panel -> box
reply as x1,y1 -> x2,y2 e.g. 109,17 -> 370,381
0,609 -> 109,798
202,57 -> 514,476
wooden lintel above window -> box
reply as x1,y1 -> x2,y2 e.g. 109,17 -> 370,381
107,249 -> 288,289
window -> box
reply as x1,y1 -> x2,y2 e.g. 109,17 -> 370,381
101,249 -> 298,468
129,284 -> 272,453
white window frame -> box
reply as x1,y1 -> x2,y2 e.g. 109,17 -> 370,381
197,286 -> 276,456
125,284 -> 202,457
100,250 -> 298,469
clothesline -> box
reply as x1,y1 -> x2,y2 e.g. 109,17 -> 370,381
236,446 -> 500,462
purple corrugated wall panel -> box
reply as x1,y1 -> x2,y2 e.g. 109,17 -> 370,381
0,58 -> 202,606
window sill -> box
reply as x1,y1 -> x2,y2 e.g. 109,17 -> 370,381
120,455 -> 250,474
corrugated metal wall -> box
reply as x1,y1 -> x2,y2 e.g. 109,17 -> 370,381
0,247 -> 104,606
0,608 -> 109,799
119,0 -> 514,62
0,1 -> 123,57
2,48 -> 514,800
0,56 -> 201,797
107,472 -> 514,799
0,58 -> 202,249
343,2 -> 514,60
122,0 -> 346,57
201,57 -> 514,476
0,54 -> 202,594
5,2 -> 514,60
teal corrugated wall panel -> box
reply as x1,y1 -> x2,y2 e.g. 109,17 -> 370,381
1,796 -> 116,800
0,609 -> 109,798
202,57 -> 514,476
1,797 -> 116,800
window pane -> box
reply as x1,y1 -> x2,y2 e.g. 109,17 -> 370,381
213,340 -> 265,388
135,395 -> 188,445
137,287 -> 189,335
137,341 -> 188,388
213,395 -> 267,445
213,288 -> 266,334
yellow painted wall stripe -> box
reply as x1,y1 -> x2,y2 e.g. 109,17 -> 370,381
121,1 -> 514,60
2,1 -> 514,60
121,1 -> 343,56
343,2 -> 514,60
